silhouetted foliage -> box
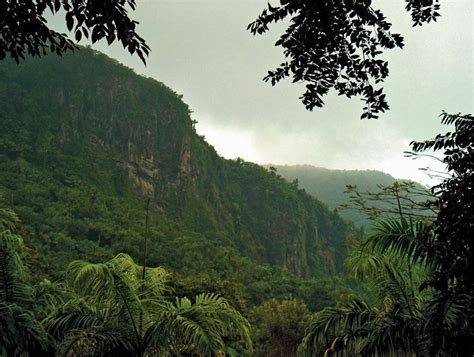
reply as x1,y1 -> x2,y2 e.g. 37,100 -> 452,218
329,113 -> 474,355
249,0 -> 440,118
0,0 -> 149,64
411,112 -> 474,355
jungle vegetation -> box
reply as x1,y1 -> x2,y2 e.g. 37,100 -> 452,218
299,113 -> 474,356
1,49 -> 471,355
1,0 -> 473,354
1,49 -> 361,355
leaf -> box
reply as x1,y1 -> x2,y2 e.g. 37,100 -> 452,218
66,13 -> 74,32
75,30 -> 82,42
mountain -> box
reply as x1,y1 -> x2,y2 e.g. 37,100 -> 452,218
268,165 -> 427,228
0,48 -> 358,302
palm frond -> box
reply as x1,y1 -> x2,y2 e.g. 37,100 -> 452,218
55,328 -> 134,357
301,216 -> 434,356
421,291 -> 473,355
33,279 -> 73,319
142,266 -> 170,300
0,209 -> 33,307
363,217 -> 436,269
0,302 -> 52,355
361,313 -> 421,357
43,298 -> 108,339
57,255 -> 252,355
298,298 -> 376,356
65,256 -> 145,342
145,293 -> 252,356
0,207 -> 20,233
66,259 -> 116,299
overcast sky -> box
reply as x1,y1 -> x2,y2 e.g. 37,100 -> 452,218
85,0 -> 473,185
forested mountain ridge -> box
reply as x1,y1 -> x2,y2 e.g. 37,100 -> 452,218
0,48 -> 356,288
269,165 -> 428,228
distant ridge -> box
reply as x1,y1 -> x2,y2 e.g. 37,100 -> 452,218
265,164 -> 424,228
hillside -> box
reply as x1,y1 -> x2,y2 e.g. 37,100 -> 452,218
0,48 -> 358,306
268,165 -> 427,228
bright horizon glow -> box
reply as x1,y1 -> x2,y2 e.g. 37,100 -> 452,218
195,121 -> 445,187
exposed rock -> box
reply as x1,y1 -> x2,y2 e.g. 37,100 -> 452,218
126,141 -> 159,196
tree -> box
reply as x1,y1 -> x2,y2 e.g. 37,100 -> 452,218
250,298 -> 309,357
299,216 -> 434,356
44,253 -> 252,356
342,180 -> 437,222
249,0 -> 440,119
0,0 -> 149,64
304,112 -> 474,355
410,112 -> 474,355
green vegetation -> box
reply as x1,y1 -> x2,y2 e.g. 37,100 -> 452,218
0,48 -> 361,354
0,48 -> 356,281
46,255 -> 252,356
1,207 -> 252,356
269,165 -> 431,229
0,207 -> 51,355
298,113 -> 474,356
250,298 -> 309,357
300,216 -> 434,356
1,44 -> 471,355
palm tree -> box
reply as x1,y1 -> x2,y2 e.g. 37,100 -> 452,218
298,216 -> 434,357
145,293 -> 252,356
0,207 -> 52,356
362,216 -> 473,356
44,253 -> 252,356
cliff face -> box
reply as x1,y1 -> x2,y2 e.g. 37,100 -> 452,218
0,48 -> 355,277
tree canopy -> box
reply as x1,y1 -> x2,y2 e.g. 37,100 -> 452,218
0,0 -> 149,64
249,0 -> 441,119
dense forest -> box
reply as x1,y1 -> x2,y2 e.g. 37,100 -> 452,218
1,0 -> 472,355
1,49 -> 365,355
1,47 -> 472,357
0,47 -> 358,278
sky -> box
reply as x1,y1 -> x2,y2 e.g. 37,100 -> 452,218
69,0 -> 472,185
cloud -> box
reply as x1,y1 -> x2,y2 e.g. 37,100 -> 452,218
60,0 -> 472,185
